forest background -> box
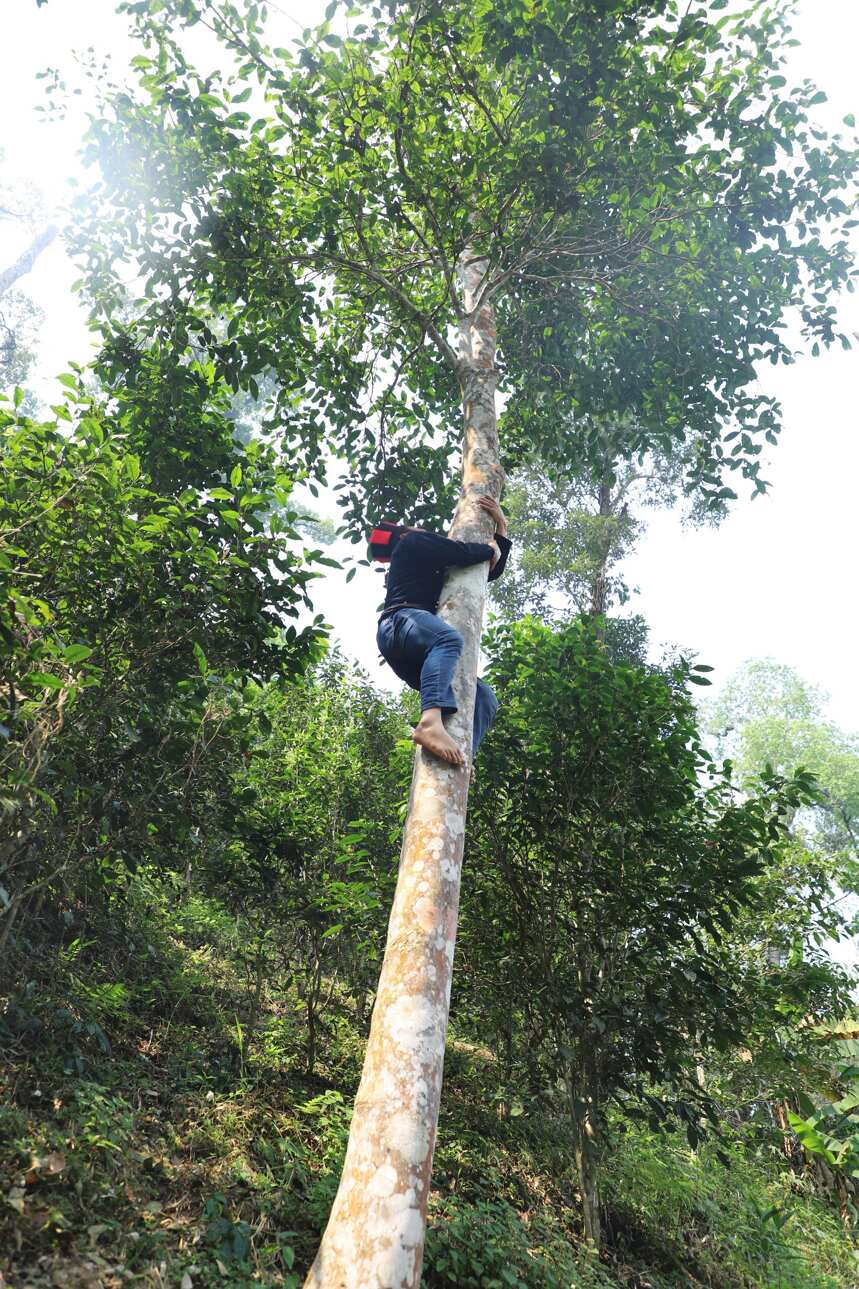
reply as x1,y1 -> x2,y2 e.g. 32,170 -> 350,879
3,1 -> 859,1287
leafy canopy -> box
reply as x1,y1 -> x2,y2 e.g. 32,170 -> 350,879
69,0 -> 858,531
460,619 -> 837,1140
0,368 -> 325,917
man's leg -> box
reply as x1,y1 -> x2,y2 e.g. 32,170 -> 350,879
378,611 -> 466,766
412,616 -> 466,766
472,680 -> 499,758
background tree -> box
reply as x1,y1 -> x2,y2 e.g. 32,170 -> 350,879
458,618 -> 845,1246
0,156 -> 54,410
0,291 -> 43,404
0,357 -> 327,955
708,660 -> 859,865
700,661 -> 859,1217
204,656 -> 414,1070
486,462 -> 641,625
489,445 -> 727,630
0,152 -> 57,300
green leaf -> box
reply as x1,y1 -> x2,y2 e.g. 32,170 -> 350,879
28,671 -> 65,691
63,644 -> 94,665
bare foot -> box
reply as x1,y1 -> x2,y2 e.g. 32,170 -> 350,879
412,711 -> 465,766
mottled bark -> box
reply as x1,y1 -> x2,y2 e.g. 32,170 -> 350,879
0,225 -> 58,298
589,471 -> 613,629
304,252 -> 502,1288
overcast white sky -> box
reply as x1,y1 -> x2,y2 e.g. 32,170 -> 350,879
2,0 -> 858,735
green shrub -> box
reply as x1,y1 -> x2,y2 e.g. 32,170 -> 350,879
424,1197 -> 616,1289
297,1090 -> 353,1227
604,1125 -> 858,1288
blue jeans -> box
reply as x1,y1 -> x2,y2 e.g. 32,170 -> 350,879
376,608 -> 499,757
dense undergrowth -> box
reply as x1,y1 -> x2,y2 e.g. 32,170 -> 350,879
2,881 -> 855,1289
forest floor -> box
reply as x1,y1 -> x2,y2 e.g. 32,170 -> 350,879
1,883 -> 856,1289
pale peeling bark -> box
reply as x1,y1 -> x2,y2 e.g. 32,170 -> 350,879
304,252 -> 502,1288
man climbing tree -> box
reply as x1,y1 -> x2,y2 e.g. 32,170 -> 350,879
372,495 -> 510,765
73,0 -> 857,1282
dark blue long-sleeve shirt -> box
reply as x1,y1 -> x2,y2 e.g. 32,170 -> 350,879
381,530 -> 513,616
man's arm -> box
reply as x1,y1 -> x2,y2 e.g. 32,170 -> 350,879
476,496 -> 512,581
487,533 -> 512,582
409,530 -> 497,568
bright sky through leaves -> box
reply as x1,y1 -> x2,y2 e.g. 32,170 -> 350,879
2,0 -> 858,730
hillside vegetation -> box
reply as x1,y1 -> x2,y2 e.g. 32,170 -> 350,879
2,868 -> 856,1289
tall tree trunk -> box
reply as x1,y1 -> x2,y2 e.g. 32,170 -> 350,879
0,225 -> 58,298
589,469 -> 613,628
304,252 -> 502,1288
568,1062 -> 602,1249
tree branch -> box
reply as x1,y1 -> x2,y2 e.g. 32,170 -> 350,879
0,225 -> 58,298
